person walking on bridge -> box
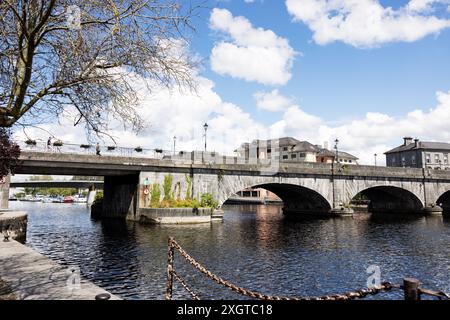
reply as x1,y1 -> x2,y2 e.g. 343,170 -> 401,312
47,137 -> 52,151
96,143 -> 101,156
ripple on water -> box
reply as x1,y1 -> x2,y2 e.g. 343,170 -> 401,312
9,202 -> 450,300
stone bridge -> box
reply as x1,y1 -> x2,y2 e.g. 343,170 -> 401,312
2,151 -> 450,219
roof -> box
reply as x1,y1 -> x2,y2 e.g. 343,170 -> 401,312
385,141 -> 450,154
291,141 -> 319,152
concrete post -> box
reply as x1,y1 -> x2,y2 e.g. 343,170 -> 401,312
0,174 -> 11,210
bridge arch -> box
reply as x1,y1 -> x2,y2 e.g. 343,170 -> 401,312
220,181 -> 332,216
436,191 -> 450,213
350,186 -> 424,214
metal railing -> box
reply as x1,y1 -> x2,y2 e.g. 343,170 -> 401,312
165,237 -> 450,301
14,139 -> 282,167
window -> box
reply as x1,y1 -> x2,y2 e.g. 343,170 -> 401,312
435,154 -> 440,163
291,154 -> 297,159
349,160 -> 352,163
444,154 -> 448,164
282,155 -> 288,160
267,148 -> 271,153
426,154 -> 430,163
299,153 -> 306,157
283,147 -> 288,151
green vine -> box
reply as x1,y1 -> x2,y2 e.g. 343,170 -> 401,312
185,174 -> 193,199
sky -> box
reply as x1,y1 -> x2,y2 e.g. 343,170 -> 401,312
13,0 -> 450,165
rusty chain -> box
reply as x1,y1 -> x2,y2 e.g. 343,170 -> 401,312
172,270 -> 201,300
166,237 -> 395,300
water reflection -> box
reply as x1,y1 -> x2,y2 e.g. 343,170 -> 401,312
8,202 -> 450,300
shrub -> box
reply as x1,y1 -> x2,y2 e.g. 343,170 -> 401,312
200,193 -> 219,209
150,183 -> 161,207
163,174 -> 173,200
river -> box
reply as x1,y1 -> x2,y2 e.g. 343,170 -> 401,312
8,201 -> 450,300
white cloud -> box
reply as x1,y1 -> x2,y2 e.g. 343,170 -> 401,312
254,89 -> 293,112
13,73 -> 270,156
11,38 -> 450,166
285,0 -> 450,48
209,8 -> 297,85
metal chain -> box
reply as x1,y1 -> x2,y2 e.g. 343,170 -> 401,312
172,270 -> 201,300
169,238 -> 393,301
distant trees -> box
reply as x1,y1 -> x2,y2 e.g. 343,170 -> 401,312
0,0 -> 200,136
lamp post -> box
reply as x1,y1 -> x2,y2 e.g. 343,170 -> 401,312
334,138 -> 339,164
173,136 -> 176,155
203,122 -> 208,152
374,153 -> 377,166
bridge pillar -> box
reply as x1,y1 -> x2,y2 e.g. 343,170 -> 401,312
91,174 -> 139,220
0,174 -> 10,210
422,205 -> 443,216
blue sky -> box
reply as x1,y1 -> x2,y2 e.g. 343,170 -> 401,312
191,0 -> 450,124
17,0 -> 450,164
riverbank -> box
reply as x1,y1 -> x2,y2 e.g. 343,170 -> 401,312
0,239 -> 120,300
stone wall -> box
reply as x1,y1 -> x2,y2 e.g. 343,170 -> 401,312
0,210 -> 27,242
139,208 -> 212,224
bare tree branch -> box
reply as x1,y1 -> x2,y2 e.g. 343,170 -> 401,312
0,0 -> 202,140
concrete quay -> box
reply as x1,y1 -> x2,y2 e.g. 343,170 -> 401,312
0,240 -> 120,300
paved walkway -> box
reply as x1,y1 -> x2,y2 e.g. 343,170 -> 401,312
0,240 -> 120,300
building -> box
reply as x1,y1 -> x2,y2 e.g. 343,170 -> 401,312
385,137 -> 450,170
236,137 -> 359,165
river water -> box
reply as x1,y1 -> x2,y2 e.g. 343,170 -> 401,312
8,202 -> 450,300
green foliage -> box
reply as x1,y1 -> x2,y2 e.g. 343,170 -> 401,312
29,175 -> 53,181
185,174 -> 192,199
15,192 -> 25,198
95,190 -> 104,201
200,193 -> 219,209
150,183 -> 161,207
163,174 -> 173,200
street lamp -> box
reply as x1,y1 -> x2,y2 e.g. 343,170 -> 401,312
374,153 -> 377,166
203,122 -> 208,152
334,138 -> 339,164
173,136 -> 176,155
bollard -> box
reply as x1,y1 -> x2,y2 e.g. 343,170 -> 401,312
403,278 -> 420,300
95,293 -> 111,300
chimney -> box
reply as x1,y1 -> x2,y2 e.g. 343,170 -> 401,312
403,137 -> 413,146
414,138 -> 419,148
323,141 -> 329,150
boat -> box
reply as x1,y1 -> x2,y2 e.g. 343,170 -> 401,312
42,197 -> 54,203
52,196 -> 64,203
63,196 -> 74,203
73,195 -> 87,203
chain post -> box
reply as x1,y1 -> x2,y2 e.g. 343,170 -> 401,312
165,237 -> 175,300
403,278 -> 421,300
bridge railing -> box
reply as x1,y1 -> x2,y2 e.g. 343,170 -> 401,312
15,139 -> 283,167
16,140 -> 181,160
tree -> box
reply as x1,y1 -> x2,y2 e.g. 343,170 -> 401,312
0,0 -> 200,137
0,128 -> 20,178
